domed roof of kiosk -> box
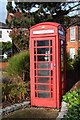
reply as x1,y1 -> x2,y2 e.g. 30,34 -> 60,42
30,22 -> 61,30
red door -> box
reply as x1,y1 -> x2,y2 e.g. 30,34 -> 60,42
30,36 -> 57,108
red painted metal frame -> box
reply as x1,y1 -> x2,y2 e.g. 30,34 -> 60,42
30,22 -> 66,108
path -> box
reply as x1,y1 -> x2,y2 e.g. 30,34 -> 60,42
2,107 -> 59,120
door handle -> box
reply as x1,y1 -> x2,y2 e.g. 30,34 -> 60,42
53,64 -> 56,67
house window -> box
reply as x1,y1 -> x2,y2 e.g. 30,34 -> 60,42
70,27 -> 75,42
0,31 -> 2,38
70,48 -> 75,59
78,27 -> 80,41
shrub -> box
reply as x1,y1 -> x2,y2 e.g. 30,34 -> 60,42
2,81 -> 30,103
7,50 -> 30,81
66,53 -> 74,72
62,89 -> 80,120
0,42 -> 12,52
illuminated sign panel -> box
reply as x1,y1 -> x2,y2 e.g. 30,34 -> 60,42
33,29 -> 54,34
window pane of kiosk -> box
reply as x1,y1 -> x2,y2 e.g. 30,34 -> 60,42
37,55 -> 49,61
50,40 -> 52,46
61,55 -> 64,61
34,70 -> 36,76
61,48 -> 64,54
34,56 -> 36,61
50,48 -> 52,53
38,70 -> 50,76
38,92 -> 50,98
38,77 -> 50,83
38,63 -> 50,68
34,48 -> 36,54
37,48 -> 49,54
34,41 -> 37,46
38,85 -> 50,90
61,40 -> 64,72
37,40 -> 49,46
34,63 -> 36,69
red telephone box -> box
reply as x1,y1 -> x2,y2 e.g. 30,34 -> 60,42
30,22 -> 66,108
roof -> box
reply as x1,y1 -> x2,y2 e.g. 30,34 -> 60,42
30,22 -> 60,30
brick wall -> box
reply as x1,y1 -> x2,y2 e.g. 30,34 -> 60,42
0,62 -> 8,70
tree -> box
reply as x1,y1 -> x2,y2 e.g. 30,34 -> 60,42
6,2 -> 80,28
9,27 -> 29,51
6,2 -> 80,51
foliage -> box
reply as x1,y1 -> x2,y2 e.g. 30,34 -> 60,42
2,81 -> 30,103
6,2 -> 80,51
6,2 -> 80,28
0,42 -> 12,52
73,55 -> 80,74
6,51 -> 30,81
9,28 -> 29,51
63,89 -> 80,108
62,89 -> 80,120
66,53 -> 74,72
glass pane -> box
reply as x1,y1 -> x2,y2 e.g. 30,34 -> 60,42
35,77 -> 36,83
34,48 -> 36,54
34,56 -> 36,61
35,92 -> 37,97
38,92 -> 50,98
50,48 -> 52,54
61,55 -> 63,61
38,63 -> 50,68
50,40 -> 52,46
38,77 -> 50,83
61,40 -> 64,45
37,40 -> 49,46
37,55 -> 49,61
34,70 -> 36,76
61,62 -> 64,68
37,48 -> 49,54
38,70 -> 50,76
38,85 -> 50,90
34,63 -> 36,69
51,70 -> 53,76
50,55 -> 52,61
34,41 -> 37,46
61,48 -> 64,54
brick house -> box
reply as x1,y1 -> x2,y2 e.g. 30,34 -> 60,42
66,26 -> 80,59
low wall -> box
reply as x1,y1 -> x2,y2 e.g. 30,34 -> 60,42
0,62 -> 8,70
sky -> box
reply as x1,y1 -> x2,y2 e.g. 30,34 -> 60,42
0,0 -> 7,23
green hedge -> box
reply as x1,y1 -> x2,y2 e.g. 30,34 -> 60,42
7,51 -> 30,81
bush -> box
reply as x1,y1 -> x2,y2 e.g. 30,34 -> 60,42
66,53 -> 74,72
62,89 -> 80,120
2,81 -> 30,103
7,50 -> 30,81
0,42 -> 12,52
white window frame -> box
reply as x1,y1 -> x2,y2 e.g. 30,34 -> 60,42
70,27 -> 76,42
70,48 -> 75,59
